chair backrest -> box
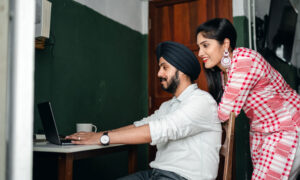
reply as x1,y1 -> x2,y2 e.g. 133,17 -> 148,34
219,112 -> 236,180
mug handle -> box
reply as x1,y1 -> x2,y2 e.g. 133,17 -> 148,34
92,125 -> 97,132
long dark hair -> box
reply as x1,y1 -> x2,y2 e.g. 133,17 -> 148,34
196,18 -> 237,104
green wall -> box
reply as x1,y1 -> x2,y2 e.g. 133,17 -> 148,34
33,0 -> 148,179
233,16 -> 253,180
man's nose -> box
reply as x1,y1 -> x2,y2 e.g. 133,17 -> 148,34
157,68 -> 162,77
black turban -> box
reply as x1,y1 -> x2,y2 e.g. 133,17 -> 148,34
156,41 -> 200,81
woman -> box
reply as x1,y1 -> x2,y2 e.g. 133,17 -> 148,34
196,18 -> 300,180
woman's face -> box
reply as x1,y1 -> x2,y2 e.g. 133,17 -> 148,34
197,33 -> 225,69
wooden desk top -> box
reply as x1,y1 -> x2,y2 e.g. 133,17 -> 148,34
33,142 -> 138,180
33,142 -> 125,153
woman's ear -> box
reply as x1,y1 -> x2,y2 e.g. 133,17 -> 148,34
223,38 -> 231,49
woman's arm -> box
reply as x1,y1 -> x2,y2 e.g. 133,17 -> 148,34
218,50 -> 262,121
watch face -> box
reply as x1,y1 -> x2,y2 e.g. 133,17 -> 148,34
101,135 -> 109,144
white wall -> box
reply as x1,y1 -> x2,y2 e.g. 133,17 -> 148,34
233,0 -> 247,17
233,0 -> 270,18
74,0 -> 148,34
7,0 -> 35,179
0,0 -> 9,179
255,0 -> 271,19
74,0 -> 268,35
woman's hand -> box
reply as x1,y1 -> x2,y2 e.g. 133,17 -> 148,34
65,132 -> 102,145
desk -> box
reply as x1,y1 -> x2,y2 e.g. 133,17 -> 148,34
33,142 -> 137,180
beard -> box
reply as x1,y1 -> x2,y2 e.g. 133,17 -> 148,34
160,70 -> 180,94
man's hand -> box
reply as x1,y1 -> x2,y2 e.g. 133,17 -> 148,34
65,132 -> 102,145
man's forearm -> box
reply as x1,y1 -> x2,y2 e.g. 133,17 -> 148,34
109,124 -> 151,144
66,124 -> 151,145
111,124 -> 136,132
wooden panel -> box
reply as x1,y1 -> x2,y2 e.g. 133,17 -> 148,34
216,0 -> 233,20
173,3 -> 191,43
161,6 -> 173,41
149,0 -> 212,115
207,0 -> 233,20
149,0 -> 233,112
207,0 -> 217,19
150,0 -> 196,7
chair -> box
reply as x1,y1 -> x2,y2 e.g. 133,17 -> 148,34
218,112 -> 236,180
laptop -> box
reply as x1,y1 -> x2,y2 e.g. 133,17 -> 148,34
37,101 -> 73,145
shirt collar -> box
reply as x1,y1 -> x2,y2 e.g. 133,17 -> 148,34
174,84 -> 198,102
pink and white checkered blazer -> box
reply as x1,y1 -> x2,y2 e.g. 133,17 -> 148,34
218,47 -> 300,180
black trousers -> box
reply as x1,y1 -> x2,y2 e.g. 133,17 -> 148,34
116,168 -> 187,180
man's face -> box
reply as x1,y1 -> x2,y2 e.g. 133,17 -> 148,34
157,57 -> 180,94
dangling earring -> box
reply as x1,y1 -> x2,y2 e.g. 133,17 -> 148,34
221,49 -> 231,68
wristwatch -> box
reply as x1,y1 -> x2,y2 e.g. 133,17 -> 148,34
100,132 -> 110,146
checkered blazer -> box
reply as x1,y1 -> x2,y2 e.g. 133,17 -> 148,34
218,47 -> 300,180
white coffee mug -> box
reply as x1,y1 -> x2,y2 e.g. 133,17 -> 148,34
76,123 -> 97,132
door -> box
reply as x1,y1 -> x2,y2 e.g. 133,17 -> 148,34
148,0 -> 233,167
148,0 -> 233,114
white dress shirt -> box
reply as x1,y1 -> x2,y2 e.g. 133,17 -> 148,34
134,84 -> 222,180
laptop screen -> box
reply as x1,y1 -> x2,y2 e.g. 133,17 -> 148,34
37,102 -> 62,145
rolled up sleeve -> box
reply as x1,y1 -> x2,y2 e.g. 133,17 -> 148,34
134,102 -> 169,127
150,95 -> 220,145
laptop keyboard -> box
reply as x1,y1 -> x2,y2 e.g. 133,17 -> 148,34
61,139 -> 72,145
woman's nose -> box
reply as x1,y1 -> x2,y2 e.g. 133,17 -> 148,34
198,49 -> 202,57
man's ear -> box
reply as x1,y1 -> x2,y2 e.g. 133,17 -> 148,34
179,71 -> 192,83
178,71 -> 185,78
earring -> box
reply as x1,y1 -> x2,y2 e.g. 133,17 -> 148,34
221,49 -> 231,68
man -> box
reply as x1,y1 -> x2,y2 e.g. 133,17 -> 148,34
66,41 -> 222,180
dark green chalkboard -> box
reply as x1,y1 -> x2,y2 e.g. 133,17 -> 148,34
34,0 -> 149,179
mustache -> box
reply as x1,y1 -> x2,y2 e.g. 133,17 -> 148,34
159,77 -> 167,82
